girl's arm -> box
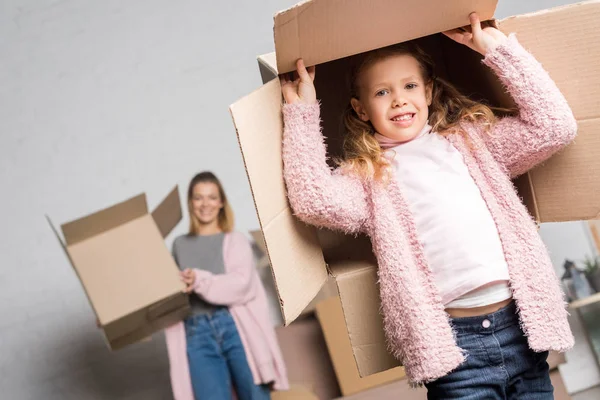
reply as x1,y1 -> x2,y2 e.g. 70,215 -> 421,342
480,34 -> 577,177
190,233 -> 257,306
280,61 -> 369,234
445,13 -> 577,178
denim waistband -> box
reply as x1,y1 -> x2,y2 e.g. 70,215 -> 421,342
185,307 -> 230,324
450,301 -> 518,334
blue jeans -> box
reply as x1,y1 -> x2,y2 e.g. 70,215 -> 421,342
184,309 -> 271,400
425,302 -> 553,399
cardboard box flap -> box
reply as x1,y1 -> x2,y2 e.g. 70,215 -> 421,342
258,53 -> 278,84
151,186 -> 182,238
229,79 -> 328,324
498,0 -> 600,221
274,0 -> 498,73
61,194 -> 148,245
499,0 -> 600,121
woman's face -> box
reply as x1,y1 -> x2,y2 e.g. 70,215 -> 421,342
190,182 -> 223,226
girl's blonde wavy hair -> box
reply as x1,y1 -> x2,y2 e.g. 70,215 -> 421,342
341,42 -> 497,182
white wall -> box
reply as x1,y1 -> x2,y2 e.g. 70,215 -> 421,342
1,0 -> 596,399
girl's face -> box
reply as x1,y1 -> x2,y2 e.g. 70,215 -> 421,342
190,182 -> 223,226
351,54 -> 433,143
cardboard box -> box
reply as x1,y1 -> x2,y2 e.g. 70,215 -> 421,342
251,230 -> 339,317
276,316 -> 341,399
48,187 -> 190,350
316,296 -> 405,396
230,0 -> 600,378
272,385 -> 319,400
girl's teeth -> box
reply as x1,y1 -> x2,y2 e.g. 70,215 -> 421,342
393,114 -> 412,121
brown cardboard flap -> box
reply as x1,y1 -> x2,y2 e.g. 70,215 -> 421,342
229,79 -> 289,226
274,0 -> 498,73
499,1 -> 600,221
264,208 -> 328,325
151,186 -> 182,238
229,79 -> 328,325
62,194 -> 148,245
499,0 -> 600,121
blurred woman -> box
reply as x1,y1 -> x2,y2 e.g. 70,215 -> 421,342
165,171 -> 288,400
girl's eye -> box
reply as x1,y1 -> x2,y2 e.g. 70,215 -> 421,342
405,83 -> 418,90
375,89 -> 388,97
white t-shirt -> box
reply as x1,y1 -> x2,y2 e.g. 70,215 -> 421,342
388,125 -> 512,308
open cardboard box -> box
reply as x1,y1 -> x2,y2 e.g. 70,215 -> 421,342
48,187 -> 190,350
230,0 -> 600,377
316,296 -> 405,396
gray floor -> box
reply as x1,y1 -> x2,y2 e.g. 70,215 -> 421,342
573,385 -> 600,400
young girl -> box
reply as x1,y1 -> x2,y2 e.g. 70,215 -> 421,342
280,13 -> 576,398
164,171 -> 288,400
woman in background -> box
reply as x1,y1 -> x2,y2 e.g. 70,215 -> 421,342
165,171 -> 288,400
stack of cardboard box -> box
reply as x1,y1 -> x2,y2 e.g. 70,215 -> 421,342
231,0 -> 600,398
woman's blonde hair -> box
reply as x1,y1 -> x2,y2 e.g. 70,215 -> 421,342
341,42 -> 497,181
187,171 -> 234,234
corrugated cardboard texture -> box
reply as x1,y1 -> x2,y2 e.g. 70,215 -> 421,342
276,317 -> 341,399
67,215 -> 183,324
151,186 -> 182,238
316,296 -> 404,396
230,79 -> 328,325
62,193 -> 147,245
274,0 -> 497,74
499,1 -> 600,221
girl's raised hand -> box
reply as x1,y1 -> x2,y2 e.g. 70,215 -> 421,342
443,12 -> 507,56
280,59 -> 317,105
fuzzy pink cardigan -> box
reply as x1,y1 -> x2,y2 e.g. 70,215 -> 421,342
164,232 -> 289,399
282,35 -> 576,384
